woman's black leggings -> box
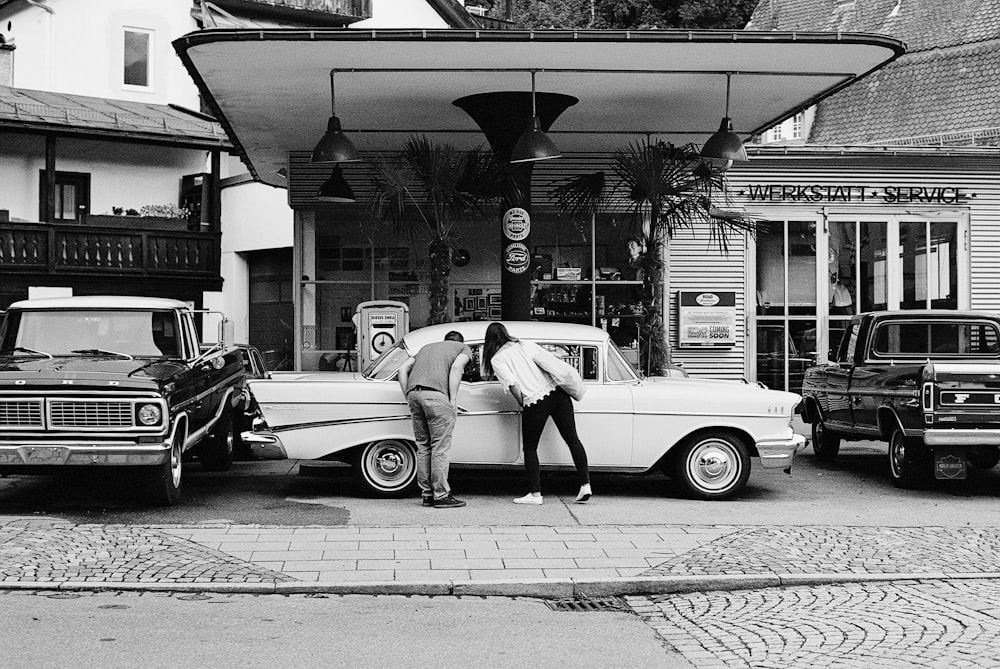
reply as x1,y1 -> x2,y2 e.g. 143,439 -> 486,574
521,387 -> 590,492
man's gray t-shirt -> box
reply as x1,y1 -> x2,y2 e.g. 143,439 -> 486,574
405,340 -> 472,399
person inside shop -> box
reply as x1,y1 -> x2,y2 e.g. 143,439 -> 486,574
397,331 -> 472,509
830,273 -> 854,315
481,322 -> 591,506
622,236 -> 646,282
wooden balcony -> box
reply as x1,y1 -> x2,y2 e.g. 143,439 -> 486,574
0,221 -> 220,280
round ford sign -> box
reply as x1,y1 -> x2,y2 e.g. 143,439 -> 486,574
504,242 -> 529,274
502,208 -> 530,241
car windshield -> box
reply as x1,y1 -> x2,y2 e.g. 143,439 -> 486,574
363,340 -> 411,380
0,309 -> 180,358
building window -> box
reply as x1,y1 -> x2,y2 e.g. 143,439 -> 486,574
123,28 -> 152,88
769,123 -> 783,142
791,113 -> 804,140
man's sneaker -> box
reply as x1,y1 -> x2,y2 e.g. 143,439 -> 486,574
513,493 -> 543,505
433,495 -> 466,508
575,484 -> 592,504
421,496 -> 434,507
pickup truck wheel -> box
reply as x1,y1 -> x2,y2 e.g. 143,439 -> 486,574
142,432 -> 183,506
201,408 -> 235,472
353,439 -> 417,497
672,431 -> 751,500
888,428 -> 931,489
811,420 -> 840,461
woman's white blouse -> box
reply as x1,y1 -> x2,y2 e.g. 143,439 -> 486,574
490,341 -> 556,406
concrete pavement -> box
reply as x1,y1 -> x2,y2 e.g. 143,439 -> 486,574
3,517 -> 1000,597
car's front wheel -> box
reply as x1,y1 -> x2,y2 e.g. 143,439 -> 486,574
201,408 -> 235,472
142,430 -> 183,506
672,430 -> 751,500
811,419 -> 841,461
353,439 -> 417,497
888,428 -> 931,489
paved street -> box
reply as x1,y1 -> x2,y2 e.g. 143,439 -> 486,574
2,430 -> 1000,666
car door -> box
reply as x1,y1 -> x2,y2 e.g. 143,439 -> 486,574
450,343 -> 522,464
535,342 -> 634,467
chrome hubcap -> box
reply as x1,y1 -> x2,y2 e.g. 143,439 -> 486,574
689,440 -> 739,491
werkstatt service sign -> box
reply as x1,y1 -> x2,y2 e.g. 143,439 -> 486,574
678,291 -> 736,347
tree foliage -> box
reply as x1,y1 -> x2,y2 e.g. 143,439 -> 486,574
477,0 -> 757,30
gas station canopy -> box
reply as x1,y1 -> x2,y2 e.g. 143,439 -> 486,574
173,28 -> 905,187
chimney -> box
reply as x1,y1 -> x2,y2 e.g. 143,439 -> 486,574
0,40 -> 14,87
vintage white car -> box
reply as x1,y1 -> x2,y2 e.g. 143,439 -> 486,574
243,322 -> 804,500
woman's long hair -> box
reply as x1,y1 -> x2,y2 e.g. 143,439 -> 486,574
481,322 -> 518,376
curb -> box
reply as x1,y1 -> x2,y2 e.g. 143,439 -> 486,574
4,572 -> 1000,597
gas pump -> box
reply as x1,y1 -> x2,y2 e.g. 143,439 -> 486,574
355,300 -> 409,369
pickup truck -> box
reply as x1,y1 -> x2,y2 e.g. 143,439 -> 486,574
800,310 -> 1000,488
0,296 -> 245,505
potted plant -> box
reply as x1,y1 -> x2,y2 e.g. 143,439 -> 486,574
369,135 -> 510,324
552,140 -> 758,375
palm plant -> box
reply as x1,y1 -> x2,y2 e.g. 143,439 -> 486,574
370,136 -> 509,324
552,139 -> 757,375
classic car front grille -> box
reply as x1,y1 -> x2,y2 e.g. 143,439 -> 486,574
49,401 -> 133,428
0,400 -> 44,428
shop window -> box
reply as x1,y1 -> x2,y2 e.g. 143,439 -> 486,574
123,28 -> 152,89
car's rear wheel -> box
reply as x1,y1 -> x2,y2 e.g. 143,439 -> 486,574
671,430 -> 751,500
143,431 -> 183,506
353,439 -> 417,497
888,428 -> 932,489
201,408 -> 234,472
811,419 -> 841,461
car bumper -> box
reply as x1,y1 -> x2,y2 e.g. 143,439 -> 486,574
0,440 -> 170,466
755,433 -> 806,470
240,430 -> 288,460
924,429 -> 1000,447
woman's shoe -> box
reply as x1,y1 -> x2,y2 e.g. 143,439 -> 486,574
513,493 -> 543,505
575,484 -> 592,503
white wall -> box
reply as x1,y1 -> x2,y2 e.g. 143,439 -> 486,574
0,134 -> 206,222
0,0 -> 200,106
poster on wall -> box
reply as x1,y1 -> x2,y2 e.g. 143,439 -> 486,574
678,291 -> 736,347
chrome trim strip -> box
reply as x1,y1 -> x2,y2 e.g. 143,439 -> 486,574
924,429 -> 1000,446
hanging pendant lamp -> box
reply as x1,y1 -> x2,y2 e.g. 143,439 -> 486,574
510,71 -> 561,164
316,165 -> 356,203
700,73 -> 748,166
311,70 -> 361,163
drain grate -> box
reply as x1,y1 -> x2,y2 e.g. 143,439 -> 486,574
546,597 -> 623,612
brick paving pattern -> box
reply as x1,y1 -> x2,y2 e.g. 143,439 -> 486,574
627,579 -> 1000,668
0,520 -> 291,584
641,526 -> 1000,577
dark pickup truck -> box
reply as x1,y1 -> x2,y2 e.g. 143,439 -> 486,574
0,296 -> 245,505
800,310 -> 1000,488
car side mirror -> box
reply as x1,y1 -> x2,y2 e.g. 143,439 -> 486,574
219,318 -> 235,349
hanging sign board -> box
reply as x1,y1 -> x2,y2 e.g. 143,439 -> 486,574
678,291 -> 736,347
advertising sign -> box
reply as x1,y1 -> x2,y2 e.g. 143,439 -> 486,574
502,208 -> 530,240
678,291 -> 736,347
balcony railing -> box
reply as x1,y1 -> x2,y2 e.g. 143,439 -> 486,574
0,221 -> 220,278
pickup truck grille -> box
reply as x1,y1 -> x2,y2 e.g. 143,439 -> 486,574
49,401 -> 132,428
0,397 -> 165,432
0,400 -> 44,428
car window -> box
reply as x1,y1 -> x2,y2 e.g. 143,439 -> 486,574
462,344 -> 485,383
606,342 -> 638,382
871,320 -> 1000,358
539,343 -> 599,381
364,340 -> 411,380
841,323 -> 859,363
